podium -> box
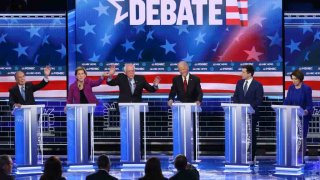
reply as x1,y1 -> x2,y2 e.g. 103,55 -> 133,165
119,103 -> 148,164
221,103 -> 255,171
272,105 -> 304,175
66,104 -> 96,164
172,103 -> 201,162
14,105 -> 45,166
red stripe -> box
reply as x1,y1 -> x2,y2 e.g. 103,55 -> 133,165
226,19 -> 241,25
88,75 -> 282,86
285,81 -> 320,90
226,7 -> 248,14
0,81 -> 67,92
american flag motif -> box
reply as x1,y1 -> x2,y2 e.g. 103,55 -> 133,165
226,0 -> 248,26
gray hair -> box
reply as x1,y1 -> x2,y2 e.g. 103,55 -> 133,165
177,61 -> 189,68
0,155 -> 11,169
14,71 -> 25,80
123,63 -> 135,72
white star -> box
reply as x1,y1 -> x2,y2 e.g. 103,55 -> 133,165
26,25 -> 41,38
0,33 -> 7,44
89,52 -> 101,62
13,43 -> 28,58
79,21 -> 96,36
195,32 -> 206,45
94,2 -> 109,16
56,44 -> 66,59
244,46 -> 263,61
101,34 -> 111,46
251,15 -> 266,28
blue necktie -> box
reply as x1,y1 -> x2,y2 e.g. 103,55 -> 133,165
244,81 -> 248,96
21,86 -> 26,100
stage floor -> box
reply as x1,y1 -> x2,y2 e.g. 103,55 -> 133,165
13,157 -> 320,179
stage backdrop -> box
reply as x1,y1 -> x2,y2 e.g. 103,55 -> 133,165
284,13 -> 320,98
70,0 -> 284,95
0,14 -> 67,98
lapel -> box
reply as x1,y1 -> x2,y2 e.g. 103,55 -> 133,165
244,79 -> 255,98
187,74 -> 193,93
179,75 -> 186,93
133,75 -> 139,94
15,84 -> 26,103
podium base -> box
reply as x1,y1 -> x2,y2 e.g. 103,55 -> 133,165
274,166 -> 304,176
121,163 -> 145,172
16,166 -> 43,175
67,165 -> 95,172
224,164 -> 252,173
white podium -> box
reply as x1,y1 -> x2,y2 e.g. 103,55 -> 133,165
272,105 -> 304,175
221,103 -> 255,171
119,103 -> 148,163
66,104 -> 96,164
172,103 -> 201,162
14,105 -> 45,166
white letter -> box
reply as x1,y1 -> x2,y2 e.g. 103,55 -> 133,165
130,0 -> 146,25
161,0 -> 177,25
192,0 -> 207,25
177,0 -> 194,25
209,0 -> 222,25
147,0 -> 160,25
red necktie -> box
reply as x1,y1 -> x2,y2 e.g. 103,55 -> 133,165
183,77 -> 187,92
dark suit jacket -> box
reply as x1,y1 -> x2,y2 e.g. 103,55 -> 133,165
169,169 -> 199,180
284,83 -> 313,120
9,79 -> 48,109
86,170 -> 118,180
0,170 -> 14,180
233,78 -> 264,112
168,74 -> 203,102
106,73 -> 157,102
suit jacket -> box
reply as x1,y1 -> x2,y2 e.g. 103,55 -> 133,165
9,79 -> 48,109
168,74 -> 203,102
233,78 -> 264,112
169,169 -> 199,180
67,78 -> 103,104
284,83 -> 313,120
106,73 -> 157,102
86,170 -> 118,180
0,170 -> 14,180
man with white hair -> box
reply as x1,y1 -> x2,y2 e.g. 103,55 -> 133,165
168,61 -> 203,107
107,64 -> 160,102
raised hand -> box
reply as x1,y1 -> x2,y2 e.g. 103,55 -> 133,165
44,66 -> 51,78
108,64 -> 116,77
153,76 -> 161,86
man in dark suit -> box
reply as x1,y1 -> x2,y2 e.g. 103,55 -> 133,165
9,66 -> 51,109
168,61 -> 203,106
169,155 -> 199,180
0,155 -> 14,180
233,65 -> 264,164
106,64 -> 160,102
86,155 -> 117,180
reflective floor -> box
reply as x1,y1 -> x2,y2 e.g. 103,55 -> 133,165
13,157 -> 320,180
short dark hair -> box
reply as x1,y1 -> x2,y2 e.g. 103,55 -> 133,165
242,65 -> 255,76
41,156 -> 62,180
290,69 -> 304,82
0,155 -> 11,169
174,155 -> 188,171
75,66 -> 87,76
97,155 -> 110,169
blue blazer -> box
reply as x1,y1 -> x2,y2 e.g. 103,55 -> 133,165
233,79 -> 264,112
284,83 -> 313,120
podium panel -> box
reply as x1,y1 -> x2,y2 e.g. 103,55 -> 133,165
14,105 -> 45,166
172,103 -> 201,162
119,103 -> 148,163
272,105 -> 304,175
221,103 -> 254,170
66,104 -> 96,164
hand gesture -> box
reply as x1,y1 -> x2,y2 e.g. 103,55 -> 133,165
108,64 -> 116,77
44,66 -> 51,77
153,76 -> 161,86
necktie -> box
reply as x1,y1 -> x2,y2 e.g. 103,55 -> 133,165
21,86 -> 26,100
183,77 -> 187,92
129,78 -> 135,94
244,81 -> 248,96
